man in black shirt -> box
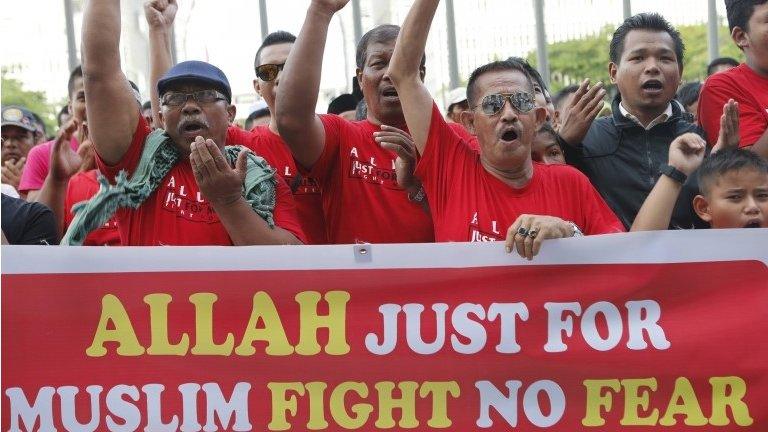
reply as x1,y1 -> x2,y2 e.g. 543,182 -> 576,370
1,194 -> 58,245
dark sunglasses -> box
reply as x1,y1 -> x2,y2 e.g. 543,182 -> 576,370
161,90 -> 227,107
256,63 -> 286,82
474,92 -> 536,116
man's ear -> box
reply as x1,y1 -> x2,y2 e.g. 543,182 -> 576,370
158,110 -> 166,130
534,106 -> 547,128
731,26 -> 749,50
460,110 -> 477,136
356,68 -> 363,87
693,195 -> 713,223
419,66 -> 426,83
253,78 -> 262,97
608,62 -> 618,84
227,104 -> 237,124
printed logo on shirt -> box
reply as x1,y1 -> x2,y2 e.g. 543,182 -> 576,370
280,165 -> 321,195
162,175 -> 219,223
468,212 -> 505,242
347,147 -> 400,190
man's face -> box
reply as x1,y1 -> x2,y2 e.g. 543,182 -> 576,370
68,76 -> 87,123
159,82 -> 235,154
695,168 -> 768,229
357,39 -> 423,126
531,131 -> 565,165
734,2 -> 768,74
463,70 -> 546,172
254,42 -> 292,114
1,125 -> 36,163
609,30 -> 681,115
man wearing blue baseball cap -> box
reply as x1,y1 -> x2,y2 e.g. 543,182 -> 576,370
72,0 -> 305,246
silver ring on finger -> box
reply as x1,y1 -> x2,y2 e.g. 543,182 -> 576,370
517,227 -> 529,237
528,229 -> 539,239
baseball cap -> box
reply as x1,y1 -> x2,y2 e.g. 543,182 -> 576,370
157,61 -> 232,103
1,106 -> 38,132
446,87 -> 467,110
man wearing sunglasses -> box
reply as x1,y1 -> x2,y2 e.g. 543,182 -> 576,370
387,0 -> 624,260
275,0 -> 434,245
80,0 -> 305,246
226,30 -> 328,245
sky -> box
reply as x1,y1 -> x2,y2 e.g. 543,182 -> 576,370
1,0 -> 724,118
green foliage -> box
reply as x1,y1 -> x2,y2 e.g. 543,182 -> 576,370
528,22 -> 744,93
1,70 -> 60,135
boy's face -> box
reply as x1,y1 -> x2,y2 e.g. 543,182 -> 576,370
694,168 -> 768,228
531,131 -> 565,165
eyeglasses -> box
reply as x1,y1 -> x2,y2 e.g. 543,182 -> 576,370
256,63 -> 286,82
474,92 -> 536,116
161,90 -> 227,107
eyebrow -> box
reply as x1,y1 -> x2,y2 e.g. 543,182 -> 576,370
626,46 -> 675,56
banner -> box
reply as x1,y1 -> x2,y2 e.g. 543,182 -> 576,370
2,230 -> 767,431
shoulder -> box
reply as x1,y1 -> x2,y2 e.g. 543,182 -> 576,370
582,116 -> 619,148
27,140 -> 54,161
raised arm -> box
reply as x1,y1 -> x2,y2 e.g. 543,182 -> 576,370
631,133 -> 706,231
144,0 -> 177,129
387,0 -> 440,155
275,0 -> 350,169
81,0 -> 140,165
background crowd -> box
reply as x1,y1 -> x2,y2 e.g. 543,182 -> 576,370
1,0 -> 766,259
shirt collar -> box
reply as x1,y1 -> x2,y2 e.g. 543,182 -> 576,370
619,102 -> 673,130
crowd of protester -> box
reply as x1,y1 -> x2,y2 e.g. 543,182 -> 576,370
1,0 -> 766,259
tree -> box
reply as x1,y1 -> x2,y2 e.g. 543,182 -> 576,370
528,23 -> 744,93
1,69 -> 60,135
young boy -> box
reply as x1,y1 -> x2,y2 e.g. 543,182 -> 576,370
632,135 -> 768,230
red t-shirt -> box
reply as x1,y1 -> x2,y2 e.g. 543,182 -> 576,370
95,116 -> 305,246
307,115 -> 434,244
415,104 -> 624,242
698,64 -> 768,146
64,170 -> 121,246
227,126 -> 327,244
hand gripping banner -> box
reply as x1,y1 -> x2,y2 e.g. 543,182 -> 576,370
2,230 -> 767,431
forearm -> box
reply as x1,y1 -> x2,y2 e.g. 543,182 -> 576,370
388,0 -> 438,82
388,0 -> 439,154
214,198 -> 302,245
148,26 -> 173,128
34,176 -> 69,237
275,5 -> 333,166
82,0 -> 122,80
630,176 -> 682,231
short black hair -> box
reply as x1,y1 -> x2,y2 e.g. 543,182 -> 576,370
707,57 -> 740,75
254,31 -> 296,71
356,24 -> 426,70
67,65 -> 83,99
466,59 -> 535,107
328,93 -> 359,115
725,0 -> 767,32
676,82 -> 701,109
508,57 -> 550,101
610,13 -> 685,70
698,148 -> 768,195
537,122 -> 559,142
141,100 -> 152,111
245,107 -> 271,130
553,85 -> 579,110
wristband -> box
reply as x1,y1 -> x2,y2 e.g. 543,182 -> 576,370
659,164 -> 687,184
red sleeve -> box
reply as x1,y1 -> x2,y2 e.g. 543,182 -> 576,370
272,174 -> 307,244
95,115 -> 152,181
415,102 -> 472,212
304,114 -> 344,181
575,171 -> 625,235
698,76 -> 765,147
17,143 -> 50,193
226,126 -> 259,152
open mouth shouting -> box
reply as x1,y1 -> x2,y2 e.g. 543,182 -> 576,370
499,127 -> 520,144
178,118 -> 209,139
743,219 -> 763,228
640,79 -> 664,96
381,86 -> 400,102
